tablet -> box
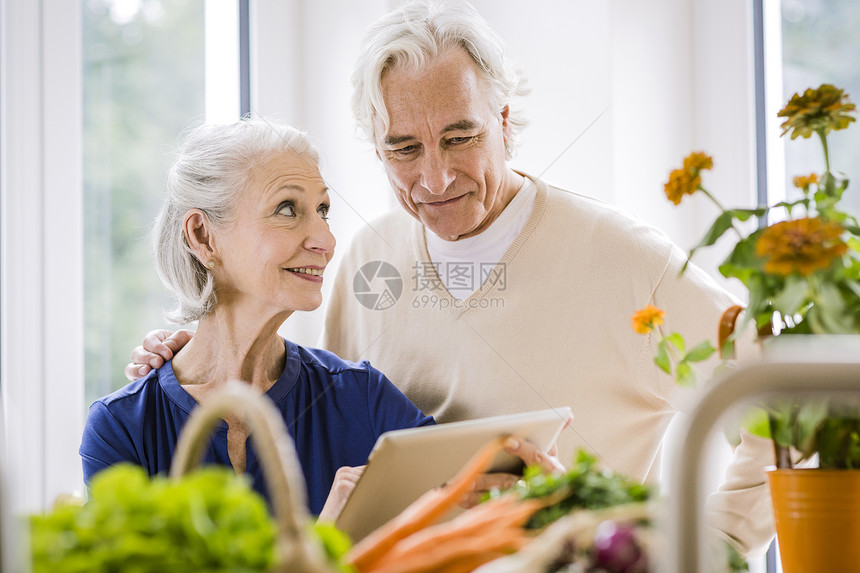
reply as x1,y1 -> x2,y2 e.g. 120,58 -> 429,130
335,406 -> 573,542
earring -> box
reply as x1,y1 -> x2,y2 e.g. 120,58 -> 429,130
207,259 -> 216,269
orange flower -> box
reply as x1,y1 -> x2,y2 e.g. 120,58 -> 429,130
756,217 -> 848,276
778,84 -> 856,139
793,173 -> 818,190
664,152 -> 713,205
664,168 -> 701,206
683,151 -> 714,172
631,305 -> 666,334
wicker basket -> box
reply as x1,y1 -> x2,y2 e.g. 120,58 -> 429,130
169,381 -> 338,573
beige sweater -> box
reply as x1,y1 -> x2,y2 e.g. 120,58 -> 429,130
322,175 -> 774,554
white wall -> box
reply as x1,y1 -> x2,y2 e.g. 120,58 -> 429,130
611,0 -> 757,300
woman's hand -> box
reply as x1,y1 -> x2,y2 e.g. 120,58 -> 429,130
123,329 -> 195,380
318,465 -> 366,522
459,435 -> 566,508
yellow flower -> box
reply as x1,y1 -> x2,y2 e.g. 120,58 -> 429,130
778,84 -> 856,140
664,152 -> 712,206
792,173 -> 818,190
683,151 -> 714,172
631,305 -> 666,334
664,169 -> 698,205
756,217 -> 848,276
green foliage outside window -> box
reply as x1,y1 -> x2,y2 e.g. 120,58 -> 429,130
782,0 -> 860,215
83,0 -> 205,406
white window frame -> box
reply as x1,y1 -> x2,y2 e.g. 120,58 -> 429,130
205,0 -> 241,123
1,0 -> 85,513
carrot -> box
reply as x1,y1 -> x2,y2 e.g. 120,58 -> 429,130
366,528 -> 527,573
368,496 -> 542,570
347,437 -> 507,571
427,550 -> 510,573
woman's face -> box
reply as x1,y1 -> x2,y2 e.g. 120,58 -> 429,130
212,151 -> 335,316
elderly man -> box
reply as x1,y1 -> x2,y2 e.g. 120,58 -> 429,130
130,0 -> 774,555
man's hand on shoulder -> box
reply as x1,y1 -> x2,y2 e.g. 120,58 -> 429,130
123,329 -> 194,380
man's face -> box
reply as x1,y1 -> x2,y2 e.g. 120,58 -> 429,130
372,47 -> 514,241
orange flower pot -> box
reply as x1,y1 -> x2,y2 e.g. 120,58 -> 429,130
768,468 -> 860,573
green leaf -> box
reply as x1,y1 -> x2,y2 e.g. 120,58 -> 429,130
718,232 -> 766,288
684,340 -> 716,363
503,449 -> 653,529
845,279 -> 860,299
725,540 -> 750,572
31,464 -> 282,572
794,400 -> 829,456
768,403 -> 796,448
815,417 -> 860,469
664,332 -> 686,353
811,282 -> 853,333
674,361 -> 697,388
654,340 -> 671,374
312,522 -> 356,573
687,208 -> 766,265
720,337 -> 736,361
739,407 -> 772,439
772,198 -> 810,217
771,277 -> 810,315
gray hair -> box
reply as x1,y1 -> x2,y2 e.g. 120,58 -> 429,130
153,119 -> 320,324
351,0 -> 528,159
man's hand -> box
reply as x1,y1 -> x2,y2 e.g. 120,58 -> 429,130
123,329 -> 195,380
504,435 -> 566,474
459,435 -> 566,508
317,465 -> 366,522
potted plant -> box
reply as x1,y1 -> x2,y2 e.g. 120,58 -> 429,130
633,84 -> 860,573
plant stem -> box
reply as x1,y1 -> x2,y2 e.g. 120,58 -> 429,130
817,129 -> 831,174
700,186 -> 728,213
769,416 -> 793,469
700,187 -> 745,240
806,275 -> 822,333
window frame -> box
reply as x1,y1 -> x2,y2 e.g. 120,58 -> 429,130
1,0 -> 84,512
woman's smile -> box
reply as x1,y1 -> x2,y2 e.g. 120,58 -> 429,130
285,266 -> 325,282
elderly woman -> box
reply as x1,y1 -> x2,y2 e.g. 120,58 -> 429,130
79,119 -> 434,519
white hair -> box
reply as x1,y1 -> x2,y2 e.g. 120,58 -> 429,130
153,118 -> 320,324
350,0 -> 529,159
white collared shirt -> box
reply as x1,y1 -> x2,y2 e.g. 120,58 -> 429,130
425,177 -> 536,300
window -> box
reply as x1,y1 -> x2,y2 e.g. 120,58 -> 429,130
756,3 -> 860,571
83,0 -> 205,406
1,0 -> 240,516
779,0 -> 860,215
83,0 -> 243,408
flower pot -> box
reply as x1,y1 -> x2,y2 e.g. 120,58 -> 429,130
768,468 -> 860,573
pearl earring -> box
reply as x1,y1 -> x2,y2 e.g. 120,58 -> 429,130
207,259 -> 215,269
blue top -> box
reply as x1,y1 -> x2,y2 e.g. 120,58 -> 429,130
80,339 -> 435,515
